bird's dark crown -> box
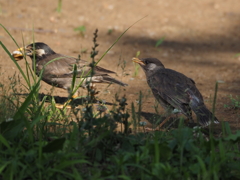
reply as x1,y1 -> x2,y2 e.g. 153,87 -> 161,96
141,58 -> 165,68
26,42 -> 56,57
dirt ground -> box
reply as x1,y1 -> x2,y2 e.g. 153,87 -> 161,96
0,0 -> 240,130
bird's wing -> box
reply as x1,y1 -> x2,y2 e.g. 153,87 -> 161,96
94,66 -> 116,75
37,54 -> 116,78
148,69 -> 203,110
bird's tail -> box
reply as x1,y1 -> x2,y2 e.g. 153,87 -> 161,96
191,105 -> 219,127
102,76 -> 128,87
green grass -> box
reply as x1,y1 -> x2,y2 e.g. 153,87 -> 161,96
132,51 -> 141,77
56,0 -> 62,13
155,37 -> 165,48
224,95 -> 240,109
1,23 -> 240,180
74,26 -> 86,37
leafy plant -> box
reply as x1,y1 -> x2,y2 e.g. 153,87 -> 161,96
224,95 -> 240,109
235,53 -> 240,57
74,26 -> 86,37
56,0 -> 62,13
0,73 -> 23,124
80,48 -> 87,54
133,50 -> 141,77
155,37 -> 165,48
107,28 -> 114,35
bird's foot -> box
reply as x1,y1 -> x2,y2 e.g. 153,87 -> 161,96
145,127 -> 166,132
55,103 -> 72,109
55,96 -> 77,109
158,117 -> 171,129
88,90 -> 100,102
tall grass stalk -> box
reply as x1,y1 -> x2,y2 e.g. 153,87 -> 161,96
57,0 -> 62,13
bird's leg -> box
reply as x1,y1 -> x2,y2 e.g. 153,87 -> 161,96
184,108 -> 195,126
88,84 -> 99,102
157,108 -> 179,129
55,90 -> 78,109
158,116 -> 171,129
144,116 -> 169,132
144,127 -> 166,132
187,117 -> 194,123
155,107 -> 172,129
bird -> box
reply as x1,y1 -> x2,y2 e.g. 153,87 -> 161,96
132,57 -> 219,127
11,42 -> 128,106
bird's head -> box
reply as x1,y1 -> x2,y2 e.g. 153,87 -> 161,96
132,57 -> 165,74
12,42 -> 56,61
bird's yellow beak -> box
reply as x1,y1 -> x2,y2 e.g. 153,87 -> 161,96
132,57 -> 145,66
11,47 -> 25,61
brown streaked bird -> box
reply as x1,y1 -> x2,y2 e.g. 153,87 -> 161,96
132,57 -> 219,127
12,42 -> 127,104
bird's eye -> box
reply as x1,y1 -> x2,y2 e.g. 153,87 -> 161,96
26,49 -> 32,54
145,60 -> 149,64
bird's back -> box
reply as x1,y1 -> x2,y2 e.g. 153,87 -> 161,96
36,54 -> 115,77
148,68 -> 204,106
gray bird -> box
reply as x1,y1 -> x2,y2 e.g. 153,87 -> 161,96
12,42 -> 127,100
132,57 -> 219,127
